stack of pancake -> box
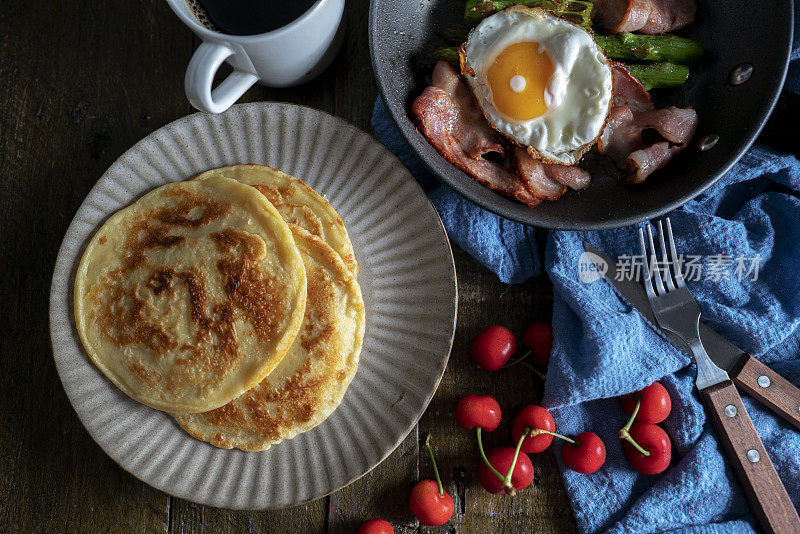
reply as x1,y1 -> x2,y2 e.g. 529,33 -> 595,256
74,165 -> 364,451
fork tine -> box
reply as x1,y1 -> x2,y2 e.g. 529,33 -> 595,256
665,218 -> 686,288
638,227 -> 657,299
646,224 -> 666,296
657,220 -> 677,291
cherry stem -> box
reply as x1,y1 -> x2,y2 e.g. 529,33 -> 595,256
476,428 -> 506,483
501,432 -> 527,496
521,361 -> 547,380
618,396 -> 651,457
424,434 -> 445,497
622,395 -> 641,432
503,350 -> 532,369
501,351 -> 546,380
524,426 -> 576,445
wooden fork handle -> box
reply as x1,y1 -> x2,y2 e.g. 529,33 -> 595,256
729,355 -> 800,431
701,380 -> 800,534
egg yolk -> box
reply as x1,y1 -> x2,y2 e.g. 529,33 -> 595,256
486,41 -> 554,121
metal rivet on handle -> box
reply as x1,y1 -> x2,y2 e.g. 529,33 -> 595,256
730,63 -> 753,85
757,375 -> 771,388
724,404 -> 737,418
747,449 -> 760,463
697,134 -> 719,152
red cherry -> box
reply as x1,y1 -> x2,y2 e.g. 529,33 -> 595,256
560,432 -> 606,474
512,405 -> 556,453
620,382 -> 672,424
477,446 -> 534,495
409,479 -> 454,526
455,394 -> 501,432
470,325 -> 518,371
356,519 -> 394,534
622,422 -> 671,475
521,322 -> 553,366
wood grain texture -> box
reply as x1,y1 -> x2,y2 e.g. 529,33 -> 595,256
730,355 -> 800,431
0,0 -> 576,532
0,2 -> 186,533
701,381 -> 800,534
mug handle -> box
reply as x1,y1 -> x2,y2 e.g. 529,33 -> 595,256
185,42 -> 258,114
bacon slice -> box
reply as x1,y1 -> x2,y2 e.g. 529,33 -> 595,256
627,142 -> 683,184
412,64 -> 541,206
641,0 -> 697,33
599,106 -> 696,163
514,147 -> 591,196
431,61 -> 505,160
598,106 -> 638,164
599,63 -> 698,183
594,0 -> 696,34
635,107 -> 698,145
610,61 -> 653,112
514,147 -> 567,200
546,161 -> 592,191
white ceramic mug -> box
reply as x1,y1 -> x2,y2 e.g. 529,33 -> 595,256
166,0 -> 345,114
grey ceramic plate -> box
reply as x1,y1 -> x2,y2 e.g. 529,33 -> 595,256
369,0 -> 793,229
49,103 -> 457,509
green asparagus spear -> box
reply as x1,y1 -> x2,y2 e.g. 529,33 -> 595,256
460,2 -> 702,66
557,1 -> 594,30
625,63 -> 690,90
464,0 -> 594,30
436,26 -> 469,44
430,47 -> 461,68
593,33 -> 702,65
434,32 -> 702,72
464,0 -> 551,26
428,47 -> 689,90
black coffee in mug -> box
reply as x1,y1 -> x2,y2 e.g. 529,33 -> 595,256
187,0 -> 317,36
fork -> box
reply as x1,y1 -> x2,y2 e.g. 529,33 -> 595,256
639,218 -> 799,534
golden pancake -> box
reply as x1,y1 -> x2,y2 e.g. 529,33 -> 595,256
74,176 -> 307,413
194,164 -> 358,275
174,227 -> 365,451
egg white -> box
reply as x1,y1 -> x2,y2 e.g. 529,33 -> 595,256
461,6 -> 613,165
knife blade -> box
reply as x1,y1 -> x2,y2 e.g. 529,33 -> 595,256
583,241 -> 800,431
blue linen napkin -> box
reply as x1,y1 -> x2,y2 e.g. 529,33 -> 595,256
544,146 -> 800,533
370,10 -> 800,529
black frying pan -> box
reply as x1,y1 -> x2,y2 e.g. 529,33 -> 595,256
369,0 -> 794,230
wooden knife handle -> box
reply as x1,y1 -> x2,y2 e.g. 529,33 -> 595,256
702,380 -> 800,534
729,355 -> 800,431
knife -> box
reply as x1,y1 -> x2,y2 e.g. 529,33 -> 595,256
583,241 -> 800,431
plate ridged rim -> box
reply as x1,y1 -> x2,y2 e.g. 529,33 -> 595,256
49,102 -> 457,509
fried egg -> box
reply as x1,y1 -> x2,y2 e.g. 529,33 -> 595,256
459,6 -> 613,165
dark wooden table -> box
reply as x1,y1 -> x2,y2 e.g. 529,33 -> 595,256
0,1 -> 576,532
